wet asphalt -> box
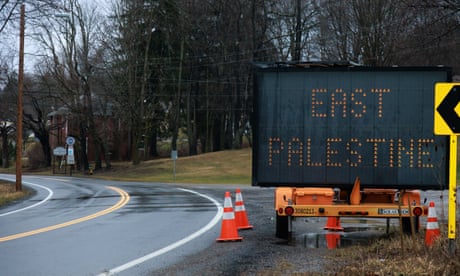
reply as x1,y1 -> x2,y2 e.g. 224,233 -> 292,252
0,174 -> 454,275
0,175 -> 222,275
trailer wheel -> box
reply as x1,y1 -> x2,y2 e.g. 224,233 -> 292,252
402,217 -> 419,234
276,214 -> 289,239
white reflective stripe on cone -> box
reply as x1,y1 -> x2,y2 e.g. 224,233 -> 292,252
223,211 -> 235,220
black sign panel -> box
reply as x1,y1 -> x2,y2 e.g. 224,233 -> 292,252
252,64 -> 450,190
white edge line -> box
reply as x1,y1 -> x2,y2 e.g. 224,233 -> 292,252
0,180 -> 53,217
99,188 -> 223,276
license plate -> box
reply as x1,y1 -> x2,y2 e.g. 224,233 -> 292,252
378,208 -> 409,215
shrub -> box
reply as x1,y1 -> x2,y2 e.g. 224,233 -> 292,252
25,142 -> 46,169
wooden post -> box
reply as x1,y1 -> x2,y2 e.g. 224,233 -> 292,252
16,3 -> 25,192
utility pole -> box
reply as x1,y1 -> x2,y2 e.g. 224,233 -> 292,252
16,2 -> 25,191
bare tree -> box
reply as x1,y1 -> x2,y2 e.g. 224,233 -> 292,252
0,1 -> 62,38
0,119 -> 14,168
318,0 -> 414,66
0,67 -> 16,168
32,0 -> 111,171
0,0 -> 20,34
107,0 -> 166,165
22,77 -> 56,167
265,0 -> 319,61
394,0 -> 460,71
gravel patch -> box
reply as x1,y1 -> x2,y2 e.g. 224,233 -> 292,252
151,187 -> 450,275
152,186 -> 330,275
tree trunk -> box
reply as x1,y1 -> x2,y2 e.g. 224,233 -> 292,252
132,131 -> 141,165
171,40 -> 185,152
187,83 -> 198,156
148,128 -> 158,158
40,134 -> 51,167
79,121 -> 89,171
212,116 -> 222,151
1,130 -> 8,168
101,138 -> 112,169
293,0 -> 302,61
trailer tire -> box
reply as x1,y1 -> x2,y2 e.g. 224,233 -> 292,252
402,217 -> 419,234
276,214 -> 289,239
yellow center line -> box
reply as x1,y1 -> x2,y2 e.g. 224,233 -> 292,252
0,186 -> 130,243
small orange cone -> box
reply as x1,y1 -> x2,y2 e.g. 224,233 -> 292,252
234,188 -> 253,230
425,201 -> 440,246
325,232 -> 341,249
216,192 -> 243,242
324,217 -> 344,231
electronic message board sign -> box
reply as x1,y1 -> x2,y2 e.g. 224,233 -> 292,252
252,63 -> 451,190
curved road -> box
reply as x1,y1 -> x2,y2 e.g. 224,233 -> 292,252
0,175 -> 223,276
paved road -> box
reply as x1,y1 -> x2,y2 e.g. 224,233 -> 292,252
0,174 -> 454,275
0,175 -> 223,276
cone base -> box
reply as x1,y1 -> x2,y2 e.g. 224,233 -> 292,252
324,217 -> 343,231
216,236 -> 243,242
238,225 -> 253,230
324,227 -> 344,231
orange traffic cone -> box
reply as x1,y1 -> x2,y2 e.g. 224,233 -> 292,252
325,232 -> 341,249
425,201 -> 440,246
234,188 -> 253,230
324,216 -> 344,231
216,192 -> 243,242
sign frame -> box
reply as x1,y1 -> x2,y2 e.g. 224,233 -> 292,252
434,82 -> 459,254
252,64 -> 451,190
434,83 -> 460,135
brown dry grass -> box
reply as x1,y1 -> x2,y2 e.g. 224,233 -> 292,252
93,148 -> 252,184
0,148 -> 252,184
1,147 -> 458,275
326,230 -> 460,275
0,180 -> 30,206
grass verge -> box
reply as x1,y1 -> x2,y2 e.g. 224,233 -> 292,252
326,229 -> 460,275
92,148 -> 252,184
1,147 -> 458,274
0,180 -> 30,207
0,148 -> 251,207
